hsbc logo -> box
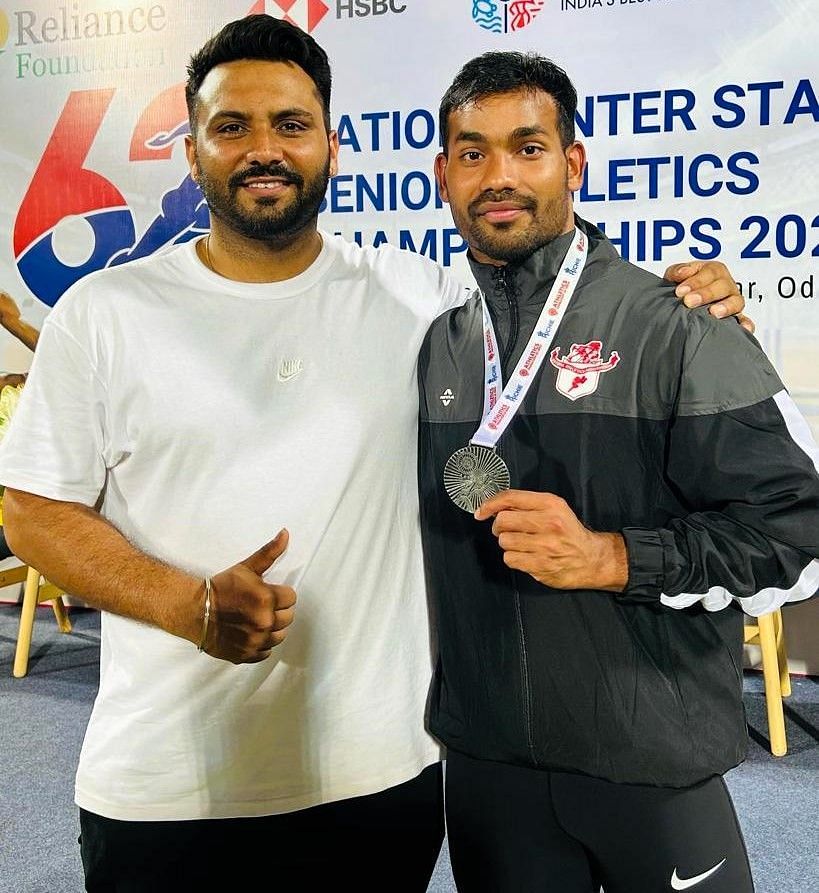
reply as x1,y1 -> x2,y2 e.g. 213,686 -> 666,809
336,0 -> 407,17
256,0 -> 330,33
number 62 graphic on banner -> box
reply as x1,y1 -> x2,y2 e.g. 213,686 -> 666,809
13,85 -> 207,307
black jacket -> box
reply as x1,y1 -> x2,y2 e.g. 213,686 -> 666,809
418,218 -> 819,786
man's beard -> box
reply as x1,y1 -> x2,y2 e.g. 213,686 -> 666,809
456,185 -> 572,265
197,157 -> 330,247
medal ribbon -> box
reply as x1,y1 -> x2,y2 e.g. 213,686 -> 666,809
472,227 -> 588,449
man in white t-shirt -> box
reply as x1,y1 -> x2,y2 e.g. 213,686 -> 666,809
0,15 -> 746,893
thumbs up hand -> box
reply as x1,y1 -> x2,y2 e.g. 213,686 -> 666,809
202,529 -> 297,663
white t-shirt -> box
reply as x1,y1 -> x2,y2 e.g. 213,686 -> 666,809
0,235 -> 466,820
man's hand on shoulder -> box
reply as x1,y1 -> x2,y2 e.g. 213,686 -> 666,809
475,490 -> 628,592
201,529 -> 297,663
664,260 -> 754,333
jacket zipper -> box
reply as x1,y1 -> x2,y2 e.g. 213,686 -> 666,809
513,586 -> 538,765
492,266 -> 520,378
491,265 -> 536,763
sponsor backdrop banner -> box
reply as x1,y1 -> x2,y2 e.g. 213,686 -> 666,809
0,0 -> 817,435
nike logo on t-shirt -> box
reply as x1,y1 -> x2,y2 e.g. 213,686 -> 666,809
277,359 -> 304,382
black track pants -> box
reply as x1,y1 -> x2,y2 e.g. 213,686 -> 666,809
445,750 -> 753,893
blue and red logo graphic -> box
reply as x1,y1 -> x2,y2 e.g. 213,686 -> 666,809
471,0 -> 545,34
13,2 -> 329,307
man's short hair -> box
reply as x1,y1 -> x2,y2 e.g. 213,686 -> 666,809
186,14 -> 332,134
439,52 -> 577,153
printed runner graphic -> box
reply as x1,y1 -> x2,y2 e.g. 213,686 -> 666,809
549,340 -> 620,401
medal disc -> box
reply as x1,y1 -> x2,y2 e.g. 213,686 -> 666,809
443,445 -> 511,513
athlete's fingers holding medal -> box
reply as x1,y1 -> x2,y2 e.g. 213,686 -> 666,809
492,495 -> 581,567
476,489 -> 568,522
492,511 -> 546,539
493,503 -> 575,542
476,489 -> 527,520
479,492 -> 628,590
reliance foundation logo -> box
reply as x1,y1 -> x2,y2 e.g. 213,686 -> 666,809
258,0 -> 330,33
3,3 -> 169,80
471,0 -> 546,34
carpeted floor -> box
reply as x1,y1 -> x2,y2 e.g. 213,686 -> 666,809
0,604 -> 816,893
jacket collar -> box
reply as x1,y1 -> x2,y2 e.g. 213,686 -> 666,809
467,216 -> 606,310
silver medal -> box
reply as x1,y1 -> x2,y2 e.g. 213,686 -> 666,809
443,445 -> 511,513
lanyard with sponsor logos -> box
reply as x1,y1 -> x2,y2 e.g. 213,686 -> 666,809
474,226 -> 587,445
443,227 -> 588,512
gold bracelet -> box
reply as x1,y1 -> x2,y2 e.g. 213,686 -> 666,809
197,577 -> 212,653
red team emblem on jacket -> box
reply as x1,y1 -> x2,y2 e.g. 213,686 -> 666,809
549,340 -> 620,401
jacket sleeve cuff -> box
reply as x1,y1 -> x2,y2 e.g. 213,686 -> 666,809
620,527 -> 666,601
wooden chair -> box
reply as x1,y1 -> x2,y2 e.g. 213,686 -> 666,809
0,564 -> 71,678
743,609 -> 790,756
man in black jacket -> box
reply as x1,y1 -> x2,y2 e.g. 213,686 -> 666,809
419,52 -> 819,892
